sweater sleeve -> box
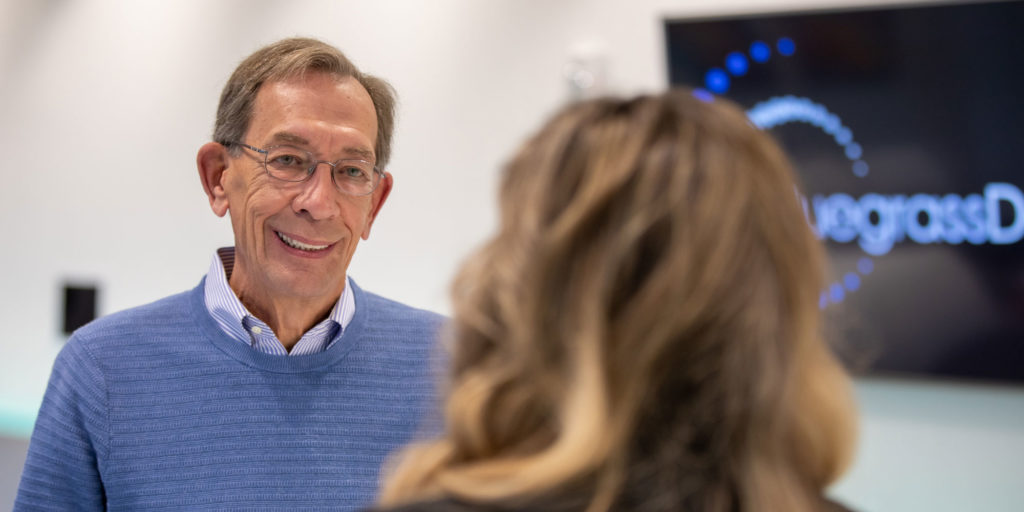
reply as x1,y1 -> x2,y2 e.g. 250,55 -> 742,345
14,334 -> 110,511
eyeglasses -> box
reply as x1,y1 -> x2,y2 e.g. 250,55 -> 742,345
223,141 -> 383,197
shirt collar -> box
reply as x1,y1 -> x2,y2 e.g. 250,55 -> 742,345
202,247 -> 356,355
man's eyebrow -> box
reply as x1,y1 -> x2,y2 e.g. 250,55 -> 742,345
270,131 -> 375,161
344,147 -> 375,161
270,132 -> 311,146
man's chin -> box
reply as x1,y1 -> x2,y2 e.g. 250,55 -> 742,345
275,281 -> 345,302
251,264 -> 342,299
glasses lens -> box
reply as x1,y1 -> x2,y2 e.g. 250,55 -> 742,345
333,161 -> 379,196
264,146 -> 313,182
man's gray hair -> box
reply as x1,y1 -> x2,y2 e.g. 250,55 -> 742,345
213,37 -> 397,169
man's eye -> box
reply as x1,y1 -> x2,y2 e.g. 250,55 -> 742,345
271,154 -> 305,167
342,166 -> 368,179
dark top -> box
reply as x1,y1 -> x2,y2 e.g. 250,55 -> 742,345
369,495 -> 858,512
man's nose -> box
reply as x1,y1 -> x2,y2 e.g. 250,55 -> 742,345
292,162 -> 341,220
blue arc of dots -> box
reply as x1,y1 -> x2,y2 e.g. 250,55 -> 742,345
694,37 -> 873,309
746,96 -> 874,307
819,258 -> 874,309
700,38 -> 796,97
746,95 -> 869,178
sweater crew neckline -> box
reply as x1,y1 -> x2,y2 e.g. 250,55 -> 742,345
189,277 -> 371,373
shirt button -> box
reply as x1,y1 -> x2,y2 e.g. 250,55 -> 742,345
251,326 -> 262,335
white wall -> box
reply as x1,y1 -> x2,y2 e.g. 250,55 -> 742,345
1,1 -> 1022,510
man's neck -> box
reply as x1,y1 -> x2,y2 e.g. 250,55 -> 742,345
221,250 -> 341,350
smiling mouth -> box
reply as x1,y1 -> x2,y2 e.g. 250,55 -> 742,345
276,231 -> 331,252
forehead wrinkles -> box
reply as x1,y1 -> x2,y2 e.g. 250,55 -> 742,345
267,131 -> 375,162
250,77 -> 378,162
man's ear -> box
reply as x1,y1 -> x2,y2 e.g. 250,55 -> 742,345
361,171 -> 393,240
197,142 -> 231,217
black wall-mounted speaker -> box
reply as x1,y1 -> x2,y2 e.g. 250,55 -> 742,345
63,285 -> 97,335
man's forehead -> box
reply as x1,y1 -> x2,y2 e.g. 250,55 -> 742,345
247,75 -> 378,159
267,131 -> 375,161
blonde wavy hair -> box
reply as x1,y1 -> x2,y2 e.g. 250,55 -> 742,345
379,90 -> 857,512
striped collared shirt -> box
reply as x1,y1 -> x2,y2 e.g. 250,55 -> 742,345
202,247 -> 355,356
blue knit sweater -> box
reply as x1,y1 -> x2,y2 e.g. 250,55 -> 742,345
15,280 -> 445,511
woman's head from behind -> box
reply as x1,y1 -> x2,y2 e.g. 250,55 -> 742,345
381,90 -> 856,512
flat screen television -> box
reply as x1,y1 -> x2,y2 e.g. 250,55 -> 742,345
665,0 -> 1024,384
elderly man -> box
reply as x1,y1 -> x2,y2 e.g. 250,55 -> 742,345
15,38 -> 443,511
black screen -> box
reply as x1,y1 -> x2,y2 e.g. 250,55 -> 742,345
665,0 -> 1024,383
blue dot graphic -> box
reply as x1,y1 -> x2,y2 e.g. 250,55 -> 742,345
705,68 -> 730,94
746,96 -> 866,179
857,258 -> 875,275
750,41 -> 771,62
844,272 -> 861,291
710,36 -> 876,308
692,88 -> 715,103
835,128 -> 852,145
852,160 -> 869,177
824,115 -> 841,132
726,51 -> 749,76
830,283 -> 845,302
777,37 -> 796,56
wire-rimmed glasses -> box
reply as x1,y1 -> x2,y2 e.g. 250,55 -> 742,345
224,141 -> 383,197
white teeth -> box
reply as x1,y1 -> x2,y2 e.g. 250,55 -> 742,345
276,232 -> 329,251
